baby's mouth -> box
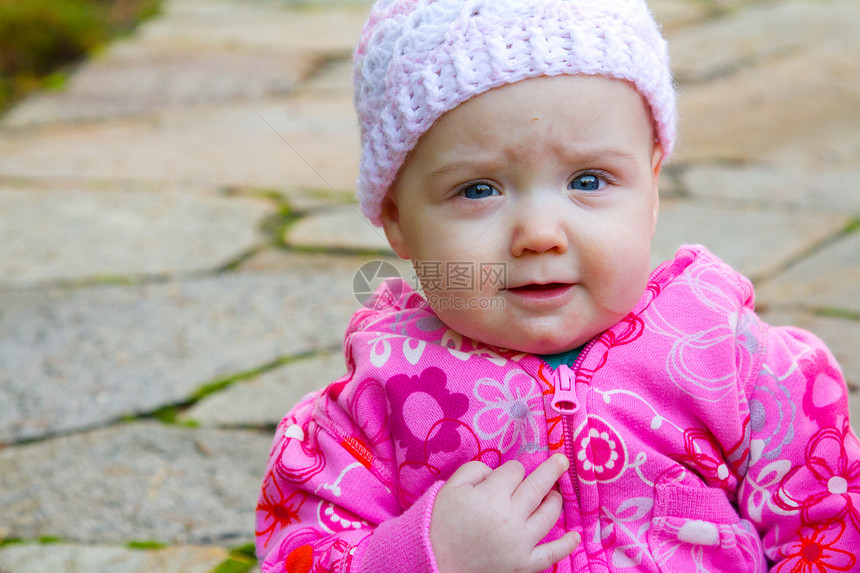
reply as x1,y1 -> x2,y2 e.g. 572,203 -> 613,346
505,282 -> 575,299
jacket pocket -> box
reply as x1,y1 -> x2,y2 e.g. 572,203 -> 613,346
647,481 -> 766,573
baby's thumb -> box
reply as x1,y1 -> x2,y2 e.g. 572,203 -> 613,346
446,460 -> 494,487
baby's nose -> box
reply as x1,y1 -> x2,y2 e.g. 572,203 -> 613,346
509,197 -> 570,256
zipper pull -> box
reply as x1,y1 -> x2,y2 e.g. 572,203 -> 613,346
551,364 -> 580,415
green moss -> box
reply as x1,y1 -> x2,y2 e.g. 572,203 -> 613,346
42,72 -> 68,91
0,0 -> 162,114
211,543 -> 257,573
814,307 -> 860,321
150,405 -> 180,424
36,536 -> 63,544
127,540 -> 169,550
211,558 -> 255,573
0,0 -> 108,76
229,543 -> 257,560
192,356 -> 292,402
843,219 -> 860,236
122,352 -> 328,427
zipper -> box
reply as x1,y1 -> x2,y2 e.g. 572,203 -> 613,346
551,363 -> 579,416
553,363 -> 582,505
549,339 -> 596,534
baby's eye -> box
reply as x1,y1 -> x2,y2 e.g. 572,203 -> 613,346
461,183 -> 499,199
569,173 -> 606,192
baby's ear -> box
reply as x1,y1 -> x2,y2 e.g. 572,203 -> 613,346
650,142 -> 664,237
379,195 -> 411,260
651,141 -> 664,180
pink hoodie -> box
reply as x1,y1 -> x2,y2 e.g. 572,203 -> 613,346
256,245 -> 860,572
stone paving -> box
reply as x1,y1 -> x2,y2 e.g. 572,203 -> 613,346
0,0 -> 859,571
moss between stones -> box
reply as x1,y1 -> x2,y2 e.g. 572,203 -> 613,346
0,0 -> 162,114
211,542 -> 257,573
126,540 -> 169,550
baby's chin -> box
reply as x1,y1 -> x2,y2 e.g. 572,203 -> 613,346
451,324 -> 594,356
427,299 -> 618,356
503,340 -> 590,356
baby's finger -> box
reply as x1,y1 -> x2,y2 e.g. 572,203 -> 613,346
526,489 -> 564,539
512,453 -> 569,513
445,460 -> 494,488
482,459 -> 526,492
529,531 -> 581,572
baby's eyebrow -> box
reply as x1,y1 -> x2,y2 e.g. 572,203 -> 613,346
559,145 -> 643,167
427,159 -> 503,180
426,147 -> 643,181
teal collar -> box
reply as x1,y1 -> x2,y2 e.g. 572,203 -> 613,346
539,346 -> 584,369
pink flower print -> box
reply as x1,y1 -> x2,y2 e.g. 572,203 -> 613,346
749,377 -> 797,462
535,364 -> 564,452
275,529 -> 353,573
274,421 -> 326,485
317,500 -> 369,534
801,349 -> 846,429
776,422 -> 860,528
776,522 -> 856,573
672,427 -> 748,490
574,416 -> 627,483
577,314 -> 644,385
473,370 -> 543,454
256,472 -> 309,549
387,367 -> 470,462
345,378 -> 395,464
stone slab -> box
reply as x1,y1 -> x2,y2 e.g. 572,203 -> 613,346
0,543 -> 228,573
0,422 -> 268,545
0,98 -> 361,194
141,0 -> 369,55
765,117 -> 860,174
0,186 -> 272,287
237,247 -> 415,287
669,0 -> 849,83
2,45 -> 314,127
271,185 -> 349,211
648,0 -> 707,31
291,58 -> 354,102
675,22 -> 860,165
650,199 -> 849,281
1,0 -> 369,128
182,351 -> 346,427
756,232 -> 860,314
682,164 -> 860,216
285,204 -> 394,253
760,310 -> 860,392
0,253 -> 372,444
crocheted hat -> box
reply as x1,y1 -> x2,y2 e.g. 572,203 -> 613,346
354,0 -> 676,225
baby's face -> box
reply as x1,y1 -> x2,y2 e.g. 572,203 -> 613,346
381,75 -> 663,354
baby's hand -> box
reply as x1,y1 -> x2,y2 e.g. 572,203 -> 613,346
429,453 -> 580,573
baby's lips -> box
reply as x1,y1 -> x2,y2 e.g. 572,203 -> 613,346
503,279 -> 577,291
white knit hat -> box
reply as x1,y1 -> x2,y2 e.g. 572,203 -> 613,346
354,0 -> 676,225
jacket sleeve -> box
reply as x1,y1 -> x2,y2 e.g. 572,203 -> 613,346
739,324 -> 860,570
255,389 -> 443,573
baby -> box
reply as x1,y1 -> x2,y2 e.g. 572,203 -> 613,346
256,0 -> 860,571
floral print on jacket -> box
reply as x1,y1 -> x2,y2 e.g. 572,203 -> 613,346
256,245 -> 860,572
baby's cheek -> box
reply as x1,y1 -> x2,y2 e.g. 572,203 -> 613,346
605,260 -> 651,315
